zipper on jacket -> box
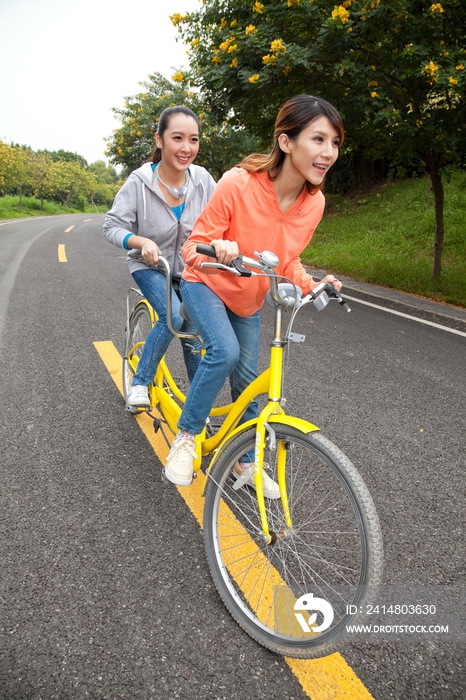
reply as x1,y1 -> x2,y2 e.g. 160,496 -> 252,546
173,220 -> 182,277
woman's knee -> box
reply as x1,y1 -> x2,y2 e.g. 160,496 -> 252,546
208,337 -> 239,372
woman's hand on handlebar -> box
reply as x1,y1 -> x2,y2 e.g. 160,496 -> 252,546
126,235 -> 161,266
210,239 -> 239,267
317,274 -> 343,293
141,239 -> 161,266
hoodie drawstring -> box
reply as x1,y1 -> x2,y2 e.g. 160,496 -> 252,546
142,182 -> 147,220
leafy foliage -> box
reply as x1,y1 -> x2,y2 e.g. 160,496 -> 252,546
174,0 -> 465,159
174,0 -> 466,276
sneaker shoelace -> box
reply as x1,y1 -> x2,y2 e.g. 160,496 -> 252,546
170,438 -> 198,461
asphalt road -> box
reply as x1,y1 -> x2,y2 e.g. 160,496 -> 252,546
1,214 -> 465,699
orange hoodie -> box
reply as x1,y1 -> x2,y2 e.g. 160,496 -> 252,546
182,167 -> 325,317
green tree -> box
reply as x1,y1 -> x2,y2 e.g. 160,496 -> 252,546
0,142 -> 32,210
37,149 -> 88,168
175,0 -> 466,278
29,152 -> 56,208
88,160 -> 120,185
52,160 -> 96,208
105,70 -> 258,180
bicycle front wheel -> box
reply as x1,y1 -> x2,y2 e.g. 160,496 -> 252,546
203,424 -> 383,658
123,301 -> 153,406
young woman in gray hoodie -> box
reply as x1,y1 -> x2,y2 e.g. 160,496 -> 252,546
103,106 -> 216,407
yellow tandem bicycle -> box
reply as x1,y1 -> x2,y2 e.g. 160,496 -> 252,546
123,244 -> 383,659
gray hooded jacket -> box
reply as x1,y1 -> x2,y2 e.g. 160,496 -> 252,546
103,162 -> 216,278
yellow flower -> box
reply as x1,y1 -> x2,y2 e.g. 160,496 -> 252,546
371,91 -> 379,98
190,38 -> 200,47
219,37 -> 235,52
212,55 -> 221,64
416,120 -> 423,127
245,24 -> 257,35
449,76 -> 459,85
230,19 -> 237,27
227,44 -> 238,53
456,64 -> 465,70
270,38 -> 286,53
169,13 -> 183,26
253,2 -> 264,13
422,60 -> 439,83
368,80 -> 378,87
283,65 -> 292,76
287,0 -> 301,5
262,54 -> 277,64
248,73 -> 260,83
430,3 -> 444,13
331,6 -> 349,23
230,58 -> 238,68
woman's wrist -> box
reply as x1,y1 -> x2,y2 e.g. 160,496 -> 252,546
123,233 -> 134,250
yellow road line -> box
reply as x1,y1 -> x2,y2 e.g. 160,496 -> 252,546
58,244 -> 67,262
83,218 -> 92,222
65,225 -> 74,232
93,340 -> 376,700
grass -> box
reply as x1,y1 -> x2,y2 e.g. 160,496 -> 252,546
0,195 -> 108,218
302,170 -> 466,308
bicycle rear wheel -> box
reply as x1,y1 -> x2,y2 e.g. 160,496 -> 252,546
203,424 -> 383,658
123,301 -> 153,407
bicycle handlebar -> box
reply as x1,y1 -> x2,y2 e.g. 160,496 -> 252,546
196,244 -> 350,313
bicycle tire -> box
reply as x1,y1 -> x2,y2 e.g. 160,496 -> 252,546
203,424 -> 383,658
123,302 -> 153,406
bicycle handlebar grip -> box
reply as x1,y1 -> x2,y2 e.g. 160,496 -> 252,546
196,243 -> 217,258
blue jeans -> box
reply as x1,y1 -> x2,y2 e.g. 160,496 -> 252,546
178,280 -> 261,436
131,269 -> 201,386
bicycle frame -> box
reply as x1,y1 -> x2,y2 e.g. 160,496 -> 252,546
125,252 -> 349,543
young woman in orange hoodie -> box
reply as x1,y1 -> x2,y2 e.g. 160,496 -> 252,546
164,94 -> 344,488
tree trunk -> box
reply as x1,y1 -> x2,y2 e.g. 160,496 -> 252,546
424,153 -> 444,280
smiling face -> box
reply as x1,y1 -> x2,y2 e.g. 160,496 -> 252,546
280,115 -> 340,187
155,113 -> 200,175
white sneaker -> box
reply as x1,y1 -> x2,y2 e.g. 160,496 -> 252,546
165,437 -> 198,486
234,462 -> 280,500
127,384 -> 150,407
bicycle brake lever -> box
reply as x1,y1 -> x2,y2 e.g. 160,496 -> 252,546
230,255 -> 253,277
339,299 -> 351,312
200,262 -> 241,275
328,286 -> 352,312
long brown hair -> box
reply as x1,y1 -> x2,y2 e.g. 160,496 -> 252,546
239,94 -> 344,191
149,106 -> 200,164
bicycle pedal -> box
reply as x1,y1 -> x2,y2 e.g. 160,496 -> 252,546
125,405 -> 140,414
